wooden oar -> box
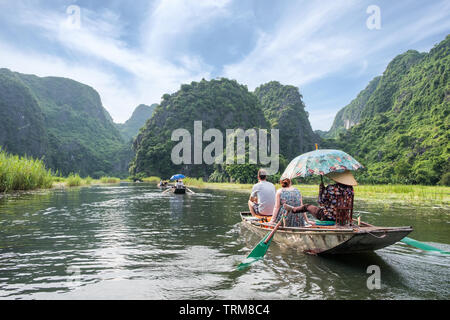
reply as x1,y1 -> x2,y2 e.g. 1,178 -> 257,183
185,187 -> 196,194
237,215 -> 285,270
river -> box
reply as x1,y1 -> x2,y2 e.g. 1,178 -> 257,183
0,183 -> 449,299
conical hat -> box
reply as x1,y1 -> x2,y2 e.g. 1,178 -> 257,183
327,170 -> 358,186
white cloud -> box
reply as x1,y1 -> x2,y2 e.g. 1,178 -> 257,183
0,1 -> 223,122
222,0 -> 362,90
1,0 -> 449,129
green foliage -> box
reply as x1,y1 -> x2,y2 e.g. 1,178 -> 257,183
131,78 -> 270,179
0,148 -> 53,192
141,176 -> 161,183
330,35 -> 450,185
0,68 -> 132,178
439,172 -> 450,186
100,176 -> 121,184
254,81 -> 320,160
66,173 -> 82,187
84,176 -> 93,185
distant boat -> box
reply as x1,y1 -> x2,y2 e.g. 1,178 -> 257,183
240,212 -> 412,254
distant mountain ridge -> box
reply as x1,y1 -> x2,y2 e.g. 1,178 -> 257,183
0,68 -> 131,177
116,104 -> 157,142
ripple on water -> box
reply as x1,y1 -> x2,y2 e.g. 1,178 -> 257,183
0,184 -> 449,299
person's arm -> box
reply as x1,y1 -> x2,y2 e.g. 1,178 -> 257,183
270,190 -> 281,223
249,185 -> 258,203
303,212 -> 313,225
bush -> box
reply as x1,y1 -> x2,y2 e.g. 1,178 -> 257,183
439,172 -> 450,186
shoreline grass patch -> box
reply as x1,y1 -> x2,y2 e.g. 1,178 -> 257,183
100,176 -> 121,184
0,149 -> 53,192
65,173 -> 82,187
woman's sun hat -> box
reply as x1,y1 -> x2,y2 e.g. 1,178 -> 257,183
327,170 -> 358,186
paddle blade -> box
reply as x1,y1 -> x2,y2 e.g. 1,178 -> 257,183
237,233 -> 273,270
401,237 -> 450,254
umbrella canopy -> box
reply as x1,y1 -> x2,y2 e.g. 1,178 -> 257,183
281,149 -> 363,180
170,174 -> 186,181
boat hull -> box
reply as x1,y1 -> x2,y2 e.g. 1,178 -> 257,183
240,212 -> 413,255
173,187 -> 186,194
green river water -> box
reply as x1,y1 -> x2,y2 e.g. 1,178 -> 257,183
0,183 -> 449,299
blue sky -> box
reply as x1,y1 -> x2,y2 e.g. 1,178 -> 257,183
0,0 -> 449,130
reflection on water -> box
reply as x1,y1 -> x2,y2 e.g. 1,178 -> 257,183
0,183 -> 449,299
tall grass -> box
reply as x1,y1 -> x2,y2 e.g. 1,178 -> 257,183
100,176 -> 120,184
142,176 -> 161,183
66,173 -> 82,187
84,176 -> 93,185
0,149 -> 53,192
183,177 -> 205,187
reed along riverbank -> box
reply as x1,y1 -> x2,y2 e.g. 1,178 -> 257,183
0,149 -> 53,192
0,149 -> 122,193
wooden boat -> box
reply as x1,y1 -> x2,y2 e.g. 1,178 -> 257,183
172,186 -> 186,194
240,212 -> 413,255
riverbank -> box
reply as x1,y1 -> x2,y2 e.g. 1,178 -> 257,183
182,178 -> 450,207
51,175 -> 121,189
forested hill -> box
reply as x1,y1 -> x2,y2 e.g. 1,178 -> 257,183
116,104 -> 157,142
254,81 -> 319,161
327,76 -> 381,138
130,78 -> 270,179
333,34 -> 450,185
0,68 -> 131,178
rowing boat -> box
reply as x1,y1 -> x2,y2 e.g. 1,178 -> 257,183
240,212 -> 412,254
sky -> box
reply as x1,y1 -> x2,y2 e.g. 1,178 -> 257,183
0,0 -> 449,130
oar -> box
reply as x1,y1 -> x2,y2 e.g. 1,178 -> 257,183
400,237 -> 450,254
162,187 -> 173,193
185,187 -> 196,194
237,215 -> 285,270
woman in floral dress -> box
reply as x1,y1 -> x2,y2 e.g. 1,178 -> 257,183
270,178 -> 312,227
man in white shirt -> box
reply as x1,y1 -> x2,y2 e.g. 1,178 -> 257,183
248,169 -> 276,217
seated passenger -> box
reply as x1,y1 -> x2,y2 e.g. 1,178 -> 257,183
248,169 -> 276,218
270,178 -> 313,227
284,170 -> 356,223
176,179 -> 184,188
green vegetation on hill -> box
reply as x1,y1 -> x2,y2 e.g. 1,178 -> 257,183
327,76 -> 381,138
332,35 -> 450,185
0,69 -> 131,178
130,78 -> 270,179
116,104 -> 157,142
254,81 -> 320,160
